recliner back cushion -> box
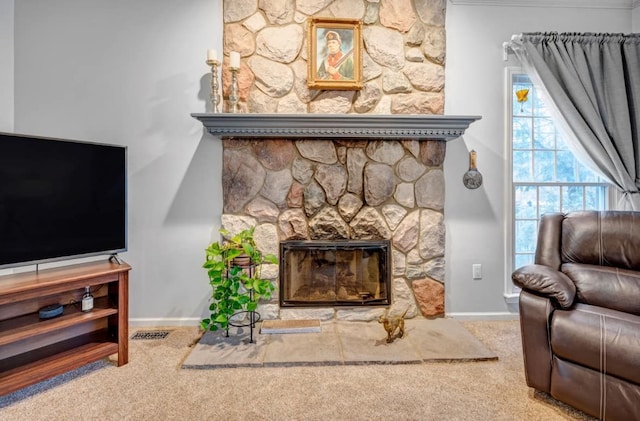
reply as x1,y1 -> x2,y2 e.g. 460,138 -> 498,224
562,263 -> 640,316
561,211 -> 640,271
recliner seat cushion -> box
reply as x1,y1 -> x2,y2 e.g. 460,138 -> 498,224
551,303 -> 640,385
562,263 -> 640,316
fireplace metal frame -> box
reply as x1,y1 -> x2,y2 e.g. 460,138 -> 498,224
279,240 -> 391,307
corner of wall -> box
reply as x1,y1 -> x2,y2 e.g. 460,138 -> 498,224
633,1 -> 640,31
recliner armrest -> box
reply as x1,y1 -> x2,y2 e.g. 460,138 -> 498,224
512,264 -> 576,308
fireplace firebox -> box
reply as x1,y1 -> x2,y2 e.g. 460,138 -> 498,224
279,240 -> 391,307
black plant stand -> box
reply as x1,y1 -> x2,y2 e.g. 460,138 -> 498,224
228,307 -> 260,343
225,262 -> 260,343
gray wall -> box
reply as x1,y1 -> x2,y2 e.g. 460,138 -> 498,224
0,0 -> 13,132
13,0 -> 223,324
444,2 -> 632,317
7,1 -> 637,323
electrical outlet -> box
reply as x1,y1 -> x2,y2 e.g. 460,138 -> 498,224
472,264 -> 482,280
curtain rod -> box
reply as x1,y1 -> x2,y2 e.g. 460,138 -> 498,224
503,34 -> 521,61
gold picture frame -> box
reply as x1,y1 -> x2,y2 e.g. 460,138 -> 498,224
307,17 -> 363,91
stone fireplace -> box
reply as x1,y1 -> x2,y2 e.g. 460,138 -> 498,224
193,114 -> 480,321
196,0 -> 480,321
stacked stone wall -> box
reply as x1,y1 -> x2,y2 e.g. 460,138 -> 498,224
221,0 -> 446,115
220,0 -> 449,320
221,138 -> 446,321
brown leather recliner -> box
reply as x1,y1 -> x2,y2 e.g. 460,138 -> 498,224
512,211 -> 640,420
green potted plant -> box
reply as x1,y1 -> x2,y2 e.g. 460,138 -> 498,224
201,227 -> 277,334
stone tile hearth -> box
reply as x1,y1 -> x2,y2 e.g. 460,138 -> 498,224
181,318 -> 498,369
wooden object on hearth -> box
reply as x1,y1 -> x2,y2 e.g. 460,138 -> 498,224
0,260 -> 130,396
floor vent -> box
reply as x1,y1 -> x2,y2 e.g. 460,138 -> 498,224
131,330 -> 171,340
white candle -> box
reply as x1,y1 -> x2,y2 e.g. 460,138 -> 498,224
230,51 -> 240,69
206,49 -> 217,62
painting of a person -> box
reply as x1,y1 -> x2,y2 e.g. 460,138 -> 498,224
317,30 -> 354,81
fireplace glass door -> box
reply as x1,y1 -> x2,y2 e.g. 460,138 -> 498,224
279,240 -> 390,307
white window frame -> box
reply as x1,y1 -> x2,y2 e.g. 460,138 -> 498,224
504,66 -> 520,305
503,67 -> 611,303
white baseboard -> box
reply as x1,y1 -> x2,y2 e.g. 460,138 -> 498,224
129,317 -> 201,327
446,312 -> 519,321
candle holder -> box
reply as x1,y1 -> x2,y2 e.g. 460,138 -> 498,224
228,67 -> 240,114
206,59 -> 221,113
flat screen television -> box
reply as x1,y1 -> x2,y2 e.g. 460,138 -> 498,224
0,132 -> 127,269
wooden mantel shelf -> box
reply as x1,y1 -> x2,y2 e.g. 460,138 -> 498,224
191,113 -> 481,141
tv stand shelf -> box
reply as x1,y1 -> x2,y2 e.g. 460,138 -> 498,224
0,260 -> 130,396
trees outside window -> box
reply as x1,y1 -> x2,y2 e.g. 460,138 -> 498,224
508,71 -> 609,289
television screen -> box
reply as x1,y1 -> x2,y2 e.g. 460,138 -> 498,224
0,132 -> 127,268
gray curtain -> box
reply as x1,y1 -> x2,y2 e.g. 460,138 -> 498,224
509,32 -> 640,210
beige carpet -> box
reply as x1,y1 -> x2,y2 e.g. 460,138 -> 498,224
182,318 -> 498,369
0,320 -> 597,421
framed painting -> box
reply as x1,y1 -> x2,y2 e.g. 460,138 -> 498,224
307,17 -> 363,90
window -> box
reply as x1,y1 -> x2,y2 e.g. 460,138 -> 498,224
508,70 -> 609,295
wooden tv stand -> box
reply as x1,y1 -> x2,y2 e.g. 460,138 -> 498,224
0,260 -> 130,396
